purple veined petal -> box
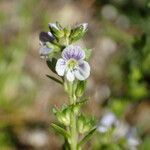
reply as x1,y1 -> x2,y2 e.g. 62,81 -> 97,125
66,70 -> 75,81
62,45 -> 85,61
39,46 -> 52,56
55,58 -> 66,76
74,61 -> 90,80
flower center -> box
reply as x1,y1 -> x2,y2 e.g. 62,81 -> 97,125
67,59 -> 77,70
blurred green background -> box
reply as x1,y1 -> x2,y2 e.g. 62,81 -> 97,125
0,0 -> 150,149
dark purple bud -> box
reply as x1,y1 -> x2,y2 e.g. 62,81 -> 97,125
39,31 -> 54,43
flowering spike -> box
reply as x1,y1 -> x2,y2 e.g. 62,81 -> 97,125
39,22 -> 95,149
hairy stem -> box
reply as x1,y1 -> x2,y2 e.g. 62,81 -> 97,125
69,82 -> 78,150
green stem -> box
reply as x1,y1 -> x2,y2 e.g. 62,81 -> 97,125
69,82 -> 77,150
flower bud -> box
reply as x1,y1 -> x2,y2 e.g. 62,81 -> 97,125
39,31 -> 55,44
77,115 -> 94,134
72,104 -> 80,115
78,115 -> 85,134
70,23 -> 88,42
75,81 -> 86,98
82,123 -> 92,133
49,23 -> 64,38
62,108 -> 71,126
64,27 -> 71,37
56,108 -> 71,126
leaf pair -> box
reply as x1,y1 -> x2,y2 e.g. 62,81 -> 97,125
51,123 -> 96,149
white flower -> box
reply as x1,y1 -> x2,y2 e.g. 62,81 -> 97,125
39,31 -> 54,58
98,112 -> 118,133
55,45 -> 90,82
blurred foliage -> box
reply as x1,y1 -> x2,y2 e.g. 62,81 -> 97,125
91,0 -> 150,149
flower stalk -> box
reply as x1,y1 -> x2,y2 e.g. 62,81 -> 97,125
68,81 -> 77,150
39,22 -> 96,150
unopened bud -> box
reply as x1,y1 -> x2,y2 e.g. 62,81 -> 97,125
77,115 -> 93,134
70,23 -> 88,42
75,81 -> 86,98
49,23 -> 64,38
56,108 -> 71,126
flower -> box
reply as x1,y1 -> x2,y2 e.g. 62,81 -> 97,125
126,128 -> 140,149
39,31 -> 55,58
55,45 -> 90,82
39,31 -> 54,44
98,112 -> 118,133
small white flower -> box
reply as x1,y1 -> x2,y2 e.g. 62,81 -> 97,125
55,45 -> 90,82
98,112 -> 118,133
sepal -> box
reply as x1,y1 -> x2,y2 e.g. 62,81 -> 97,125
77,114 -> 95,134
53,106 -> 71,126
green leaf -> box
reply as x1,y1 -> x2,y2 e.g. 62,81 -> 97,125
46,58 -> 57,73
51,123 -> 70,138
46,74 -> 63,85
78,128 -> 96,148
62,139 -> 70,150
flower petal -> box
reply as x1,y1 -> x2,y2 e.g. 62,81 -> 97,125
48,23 -> 59,30
74,61 -> 90,80
66,70 -> 75,82
55,58 -> 66,76
78,23 -> 88,32
39,46 -> 52,56
62,45 -> 85,60
39,32 -> 54,43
